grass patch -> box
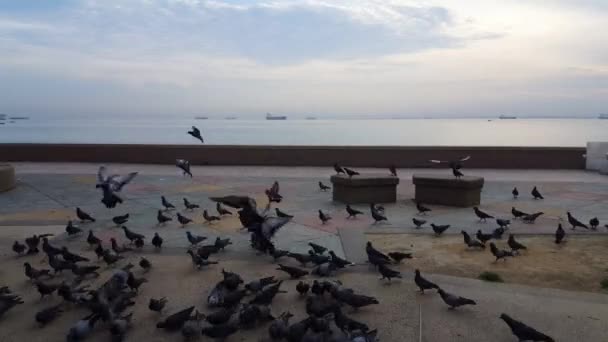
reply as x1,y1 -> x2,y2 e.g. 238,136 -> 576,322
478,271 -> 504,283
601,278 -> 608,290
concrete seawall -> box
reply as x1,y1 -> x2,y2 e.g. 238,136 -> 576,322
0,144 -> 586,169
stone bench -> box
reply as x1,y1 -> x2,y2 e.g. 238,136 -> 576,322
413,174 -> 484,207
0,164 -> 16,192
330,174 -> 399,204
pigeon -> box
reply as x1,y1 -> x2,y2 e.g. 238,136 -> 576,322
183,198 -> 199,210
531,186 -> 544,199
102,250 -> 124,266
276,264 -> 309,279
110,313 -> 133,342
312,262 -> 338,277
489,242 -> 514,262
344,167 -> 359,178
287,252 -> 312,266
96,166 -> 138,208
249,281 -> 285,305
333,307 -> 369,335
48,255 -> 73,274
127,272 -> 147,292
492,227 -> 505,239
429,155 -> 470,170
12,241 -> 26,255
334,163 -> 345,174
176,159 -> 193,177
24,262 -> 52,281
462,231 -> 485,249
452,167 -> 464,179
76,207 -> 95,222
245,276 -> 278,293
214,237 -> 232,250
157,210 -> 172,225
35,303 -> 63,326
414,269 -> 439,293
203,210 -> 221,223
523,212 -> 544,223
412,217 -> 426,229
35,281 -> 60,299
203,308 -> 236,325
389,165 -> 397,177
308,250 -> 330,265
139,257 -> 152,272
87,230 -> 101,247
222,269 -> 244,290
567,212 -> 588,230
177,212 -> 193,226
343,205 -> 363,219
474,207 -> 494,222
65,220 -> 82,236
152,233 -> 163,249
201,323 -> 239,339
431,223 -> 450,236
184,232 -> 206,247
507,234 -> 527,254
187,250 -> 218,269
157,306 -> 195,331
111,238 -> 133,254
70,264 -> 100,279
555,224 -> 565,244
296,281 -> 310,296
388,251 -> 412,263
275,208 -> 294,219
318,210 -> 331,224
319,182 -> 331,191
161,196 -> 176,210
589,217 -> 599,230
378,263 -> 402,282
187,126 -> 204,143
269,311 -> 293,340
42,237 -> 62,257
329,251 -> 354,268
416,202 -> 431,215
308,242 -> 327,254
149,297 -> 167,312
265,186 -> 283,203
66,314 -> 100,342
496,218 -> 511,229
437,288 -> 476,309
122,226 -> 144,243
112,214 -> 129,226
500,313 -> 555,342
366,241 -> 391,265
511,207 -> 529,219
217,202 -> 233,216
512,187 -> 519,199
93,243 -> 105,259
61,247 -> 89,263
334,291 -> 378,310
370,204 -> 387,224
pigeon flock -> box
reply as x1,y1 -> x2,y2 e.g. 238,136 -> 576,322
3,144 -> 602,342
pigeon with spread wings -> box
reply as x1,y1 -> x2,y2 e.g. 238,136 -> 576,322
429,155 -> 471,170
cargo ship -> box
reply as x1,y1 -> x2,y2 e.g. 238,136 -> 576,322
266,113 -> 287,120
499,115 -> 517,119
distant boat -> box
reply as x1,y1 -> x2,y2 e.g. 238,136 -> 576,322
599,114 -> 608,119
195,116 -> 208,120
9,116 -> 29,120
266,113 -> 287,120
499,115 -> 516,119
306,116 -> 317,120
225,116 -> 237,120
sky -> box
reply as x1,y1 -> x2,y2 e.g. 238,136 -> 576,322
0,0 -> 607,118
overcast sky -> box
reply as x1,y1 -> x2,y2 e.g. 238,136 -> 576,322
1,0 -> 607,118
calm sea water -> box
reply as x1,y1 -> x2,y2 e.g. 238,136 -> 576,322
0,117 -> 606,147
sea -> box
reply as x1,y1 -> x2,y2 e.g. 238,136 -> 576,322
0,116 -> 606,147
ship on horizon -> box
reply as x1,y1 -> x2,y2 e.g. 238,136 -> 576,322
499,115 -> 517,119
599,114 -> 608,119
266,113 -> 287,120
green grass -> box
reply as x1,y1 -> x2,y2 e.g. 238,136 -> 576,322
601,278 -> 608,290
478,271 -> 504,283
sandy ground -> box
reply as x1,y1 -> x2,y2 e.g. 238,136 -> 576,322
368,233 -> 608,293
0,248 -> 418,342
